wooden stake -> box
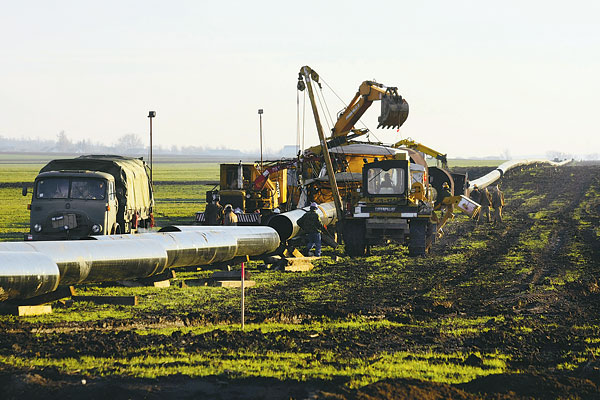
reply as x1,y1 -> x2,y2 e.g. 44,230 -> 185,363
241,261 -> 245,330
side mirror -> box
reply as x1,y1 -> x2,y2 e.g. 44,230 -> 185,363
22,186 -> 28,196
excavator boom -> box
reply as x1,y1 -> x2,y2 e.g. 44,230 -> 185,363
331,81 -> 409,138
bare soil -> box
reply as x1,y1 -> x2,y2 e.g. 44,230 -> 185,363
1,165 -> 599,399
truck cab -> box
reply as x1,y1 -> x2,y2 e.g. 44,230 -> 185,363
29,171 -> 118,240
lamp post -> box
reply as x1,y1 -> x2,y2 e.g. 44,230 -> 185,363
148,111 -> 156,184
258,109 -> 263,170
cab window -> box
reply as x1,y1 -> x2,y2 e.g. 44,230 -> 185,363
366,167 -> 405,195
35,177 -> 106,200
36,178 -> 69,199
70,178 -> 106,200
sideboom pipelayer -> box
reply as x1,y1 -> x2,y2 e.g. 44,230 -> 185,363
291,66 -> 477,256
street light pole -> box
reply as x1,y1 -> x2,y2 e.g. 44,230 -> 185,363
258,109 -> 263,170
148,111 -> 156,185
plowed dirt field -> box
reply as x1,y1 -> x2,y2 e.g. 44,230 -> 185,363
1,165 -> 599,399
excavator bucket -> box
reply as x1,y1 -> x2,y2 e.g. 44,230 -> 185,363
377,94 -> 409,129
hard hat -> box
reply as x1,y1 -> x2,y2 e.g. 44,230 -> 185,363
273,208 -> 281,214
442,182 -> 449,188
473,184 -> 478,189
310,202 -> 318,209
224,204 -> 233,211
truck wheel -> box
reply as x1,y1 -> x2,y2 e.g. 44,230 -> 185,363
408,219 -> 427,257
343,220 -> 366,257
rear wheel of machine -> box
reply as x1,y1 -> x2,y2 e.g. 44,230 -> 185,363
408,219 -> 427,257
343,220 -> 367,257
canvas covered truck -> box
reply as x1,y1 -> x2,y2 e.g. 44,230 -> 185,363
25,155 -> 154,240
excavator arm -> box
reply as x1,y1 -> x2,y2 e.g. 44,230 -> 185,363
332,81 -> 409,137
298,69 -> 409,145
393,139 -> 448,169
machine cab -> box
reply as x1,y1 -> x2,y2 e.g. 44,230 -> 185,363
362,159 -> 409,201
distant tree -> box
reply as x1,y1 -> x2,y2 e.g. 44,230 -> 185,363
56,131 -> 75,151
500,148 -> 511,160
116,134 -> 143,151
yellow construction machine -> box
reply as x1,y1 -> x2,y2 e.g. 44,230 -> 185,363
296,66 -> 478,256
196,162 -> 288,225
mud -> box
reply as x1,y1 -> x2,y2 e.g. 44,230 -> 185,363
1,165 -> 599,399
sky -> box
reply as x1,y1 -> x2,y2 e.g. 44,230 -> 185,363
1,0 -> 599,158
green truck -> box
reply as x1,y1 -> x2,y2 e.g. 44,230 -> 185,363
25,155 -> 154,240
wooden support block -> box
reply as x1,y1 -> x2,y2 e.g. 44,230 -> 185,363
17,305 -> 52,316
284,257 -> 316,272
72,295 -> 138,306
211,280 -> 256,288
210,270 -> 252,280
153,280 -> 170,288
0,304 -> 53,316
284,248 -> 304,258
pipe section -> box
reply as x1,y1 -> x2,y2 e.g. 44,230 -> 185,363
0,240 -> 168,285
0,252 -> 60,301
469,159 -> 571,190
88,226 -> 280,267
268,201 -> 338,242
0,225 -> 280,301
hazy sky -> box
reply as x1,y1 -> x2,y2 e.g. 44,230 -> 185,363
1,0 -> 598,158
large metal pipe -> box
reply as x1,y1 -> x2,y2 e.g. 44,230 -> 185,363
0,240 -> 168,285
469,159 -> 571,190
268,201 -> 338,242
0,252 -> 60,301
150,226 -> 279,267
88,226 -> 280,268
0,226 -> 280,301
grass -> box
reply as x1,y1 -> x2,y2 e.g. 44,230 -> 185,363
0,349 -> 507,388
1,157 -> 598,391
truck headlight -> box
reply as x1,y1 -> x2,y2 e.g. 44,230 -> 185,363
33,224 -> 42,232
91,224 -> 102,234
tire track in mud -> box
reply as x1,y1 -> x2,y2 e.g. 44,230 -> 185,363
433,166 -> 598,317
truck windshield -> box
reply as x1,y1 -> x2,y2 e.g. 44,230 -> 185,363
367,167 -> 405,195
36,178 -> 106,200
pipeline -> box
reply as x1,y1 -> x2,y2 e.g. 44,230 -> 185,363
469,159 -> 571,190
0,225 -> 280,301
268,201 -> 338,242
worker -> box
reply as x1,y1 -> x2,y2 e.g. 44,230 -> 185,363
222,204 -> 238,226
491,185 -> 505,226
438,182 -> 451,204
204,199 -> 223,226
478,187 -> 492,224
438,181 -> 454,218
381,173 -> 393,188
469,184 -> 481,220
297,202 -> 324,257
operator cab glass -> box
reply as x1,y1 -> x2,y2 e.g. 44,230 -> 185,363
366,167 -> 406,195
36,178 -> 69,199
36,177 -> 107,200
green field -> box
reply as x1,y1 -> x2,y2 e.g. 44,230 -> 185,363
1,155 -> 597,398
